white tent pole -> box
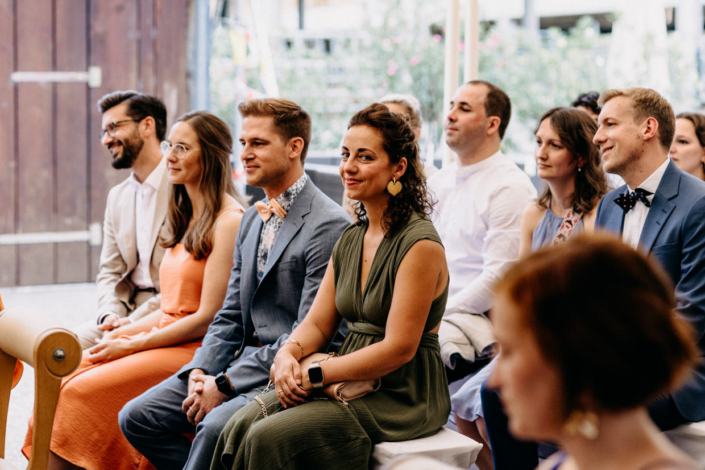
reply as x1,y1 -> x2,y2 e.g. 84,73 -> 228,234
463,0 -> 479,82
442,0 -> 460,167
249,0 -> 279,97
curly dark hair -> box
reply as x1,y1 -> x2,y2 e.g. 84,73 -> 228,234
348,103 -> 434,236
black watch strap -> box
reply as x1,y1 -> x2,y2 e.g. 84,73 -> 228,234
215,372 -> 236,397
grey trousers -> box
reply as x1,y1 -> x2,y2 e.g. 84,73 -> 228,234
75,290 -> 157,349
119,374 -> 264,470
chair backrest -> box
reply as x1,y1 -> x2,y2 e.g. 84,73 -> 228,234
0,293 -> 81,470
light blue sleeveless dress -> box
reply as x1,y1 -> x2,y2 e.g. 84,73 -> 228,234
451,209 -> 583,421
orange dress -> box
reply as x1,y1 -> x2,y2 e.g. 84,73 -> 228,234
23,242 -> 211,470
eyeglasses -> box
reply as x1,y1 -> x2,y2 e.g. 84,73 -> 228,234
160,141 -> 200,158
99,119 -> 143,140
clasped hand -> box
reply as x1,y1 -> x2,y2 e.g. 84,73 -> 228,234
182,371 -> 227,426
271,351 -> 311,408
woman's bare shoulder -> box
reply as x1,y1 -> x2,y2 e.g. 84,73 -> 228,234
522,202 -> 546,230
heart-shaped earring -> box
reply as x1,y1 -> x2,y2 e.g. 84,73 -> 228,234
387,179 -> 402,196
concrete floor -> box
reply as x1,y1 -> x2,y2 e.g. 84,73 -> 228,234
0,283 -> 97,470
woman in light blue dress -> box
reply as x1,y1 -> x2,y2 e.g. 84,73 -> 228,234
452,107 -> 608,470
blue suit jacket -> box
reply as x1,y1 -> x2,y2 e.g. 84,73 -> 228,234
178,178 -> 351,395
595,159 -> 705,422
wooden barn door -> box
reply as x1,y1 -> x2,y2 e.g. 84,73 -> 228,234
0,0 -> 190,287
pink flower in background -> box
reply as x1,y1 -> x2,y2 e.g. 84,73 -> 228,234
459,42 -> 465,51
478,42 -> 485,50
387,60 -> 398,76
393,36 -> 403,44
382,38 -> 392,47
487,34 -> 501,48
433,34 -> 442,42
409,55 -> 422,66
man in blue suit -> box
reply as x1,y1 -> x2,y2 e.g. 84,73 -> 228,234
480,87 -> 705,470
592,87 -> 705,429
119,98 -> 351,470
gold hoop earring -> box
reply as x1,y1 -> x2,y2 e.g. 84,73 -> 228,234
563,410 -> 599,440
387,178 -> 402,197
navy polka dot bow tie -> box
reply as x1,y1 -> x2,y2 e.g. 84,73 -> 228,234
614,188 -> 653,213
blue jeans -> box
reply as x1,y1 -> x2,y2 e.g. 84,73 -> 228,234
119,374 -> 263,470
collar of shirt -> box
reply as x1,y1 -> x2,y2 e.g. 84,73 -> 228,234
626,157 -> 669,203
263,173 -> 308,215
453,150 -> 504,183
128,158 -> 167,193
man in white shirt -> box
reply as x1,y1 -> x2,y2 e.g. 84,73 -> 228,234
74,91 -> 171,349
428,80 -> 536,375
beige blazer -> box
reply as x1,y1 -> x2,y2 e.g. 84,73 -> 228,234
96,164 -> 171,323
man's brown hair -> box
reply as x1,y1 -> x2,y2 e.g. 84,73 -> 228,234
599,87 -> 675,150
238,98 -> 312,162
467,80 -> 512,139
97,90 -> 168,141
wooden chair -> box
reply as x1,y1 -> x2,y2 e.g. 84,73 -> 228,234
0,293 -> 81,470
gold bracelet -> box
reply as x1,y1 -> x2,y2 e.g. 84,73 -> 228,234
280,339 -> 304,358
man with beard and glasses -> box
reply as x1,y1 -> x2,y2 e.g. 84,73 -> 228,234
74,91 -> 171,349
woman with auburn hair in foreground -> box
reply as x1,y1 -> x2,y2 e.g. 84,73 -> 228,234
489,233 -> 698,470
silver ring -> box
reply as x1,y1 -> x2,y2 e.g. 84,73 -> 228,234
276,390 -> 284,394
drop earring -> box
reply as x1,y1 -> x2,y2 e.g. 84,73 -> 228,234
564,410 -> 599,440
387,178 -> 402,196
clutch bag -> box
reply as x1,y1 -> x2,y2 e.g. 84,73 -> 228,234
299,352 -> 381,405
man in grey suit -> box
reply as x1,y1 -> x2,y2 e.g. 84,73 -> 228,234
75,91 -> 170,349
119,98 -> 350,470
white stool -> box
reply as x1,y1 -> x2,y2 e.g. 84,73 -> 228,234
372,427 -> 483,469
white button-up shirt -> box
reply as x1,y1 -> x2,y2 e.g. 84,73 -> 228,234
128,158 -> 167,289
429,151 -> 537,315
621,158 -> 669,250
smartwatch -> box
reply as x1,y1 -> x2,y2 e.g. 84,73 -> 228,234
308,363 -> 325,389
215,372 -> 236,397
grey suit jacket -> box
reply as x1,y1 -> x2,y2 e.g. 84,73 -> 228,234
596,160 -> 705,422
96,159 -> 171,322
178,178 -> 351,395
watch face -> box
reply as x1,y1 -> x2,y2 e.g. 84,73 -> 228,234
215,373 -> 233,396
215,374 -> 227,387
308,365 -> 324,384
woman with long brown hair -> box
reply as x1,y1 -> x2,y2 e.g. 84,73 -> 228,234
452,107 -> 608,470
23,111 -> 245,470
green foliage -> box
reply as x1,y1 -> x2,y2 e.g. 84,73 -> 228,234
212,3 -> 700,154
